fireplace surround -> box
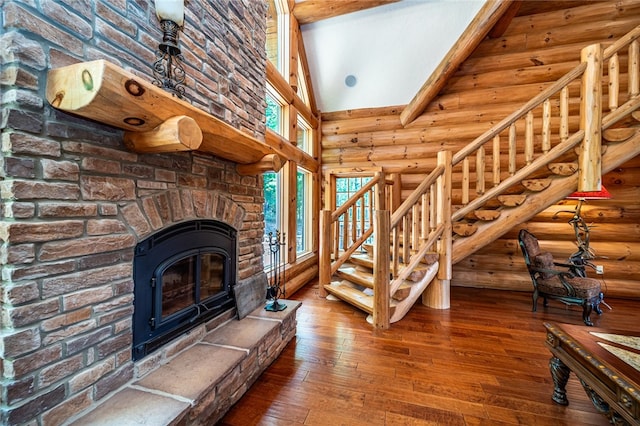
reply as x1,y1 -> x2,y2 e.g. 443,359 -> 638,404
0,1 -> 296,424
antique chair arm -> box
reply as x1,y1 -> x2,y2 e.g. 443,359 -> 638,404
529,266 -> 578,297
553,261 -> 575,268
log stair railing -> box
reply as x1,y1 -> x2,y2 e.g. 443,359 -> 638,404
447,24 -> 640,264
320,25 -> 640,328
319,152 -> 452,329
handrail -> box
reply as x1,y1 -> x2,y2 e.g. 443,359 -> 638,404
453,130 -> 584,221
390,164 -> 444,227
389,223 -> 444,295
449,23 -> 640,263
387,151 -> 451,304
318,171 -> 391,295
451,63 -> 586,166
603,25 -> 640,59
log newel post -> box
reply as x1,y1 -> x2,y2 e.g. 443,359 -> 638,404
423,150 -> 452,309
578,43 -> 603,192
318,210 -> 332,297
373,210 -> 390,329
374,171 -> 386,211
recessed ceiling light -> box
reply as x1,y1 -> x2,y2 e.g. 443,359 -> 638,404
345,75 -> 357,87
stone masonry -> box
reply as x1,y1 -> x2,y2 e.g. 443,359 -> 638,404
0,1 -> 272,424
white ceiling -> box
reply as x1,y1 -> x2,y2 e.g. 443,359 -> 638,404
300,0 -> 485,113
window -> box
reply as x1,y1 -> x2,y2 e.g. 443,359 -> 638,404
263,0 -> 319,273
335,176 -> 373,249
296,167 -> 312,254
265,0 -> 288,74
264,89 -> 285,269
296,115 -> 312,155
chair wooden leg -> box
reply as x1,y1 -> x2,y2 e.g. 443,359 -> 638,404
582,302 -> 594,326
532,290 -> 538,312
594,292 -> 604,315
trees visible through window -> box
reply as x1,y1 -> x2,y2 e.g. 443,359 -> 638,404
264,0 -> 318,273
296,167 -> 311,254
335,176 -> 373,250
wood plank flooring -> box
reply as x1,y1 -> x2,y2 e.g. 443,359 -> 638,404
219,282 -> 638,425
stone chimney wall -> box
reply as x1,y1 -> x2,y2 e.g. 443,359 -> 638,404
0,1 -> 268,424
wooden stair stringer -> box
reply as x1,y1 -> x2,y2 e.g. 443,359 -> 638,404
452,129 -> 640,264
388,261 -> 439,323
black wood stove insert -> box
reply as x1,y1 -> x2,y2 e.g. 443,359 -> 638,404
133,220 -> 237,360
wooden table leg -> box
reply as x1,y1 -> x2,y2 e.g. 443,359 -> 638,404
550,356 -> 570,405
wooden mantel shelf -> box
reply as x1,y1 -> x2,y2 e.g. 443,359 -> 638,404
45,60 -> 284,174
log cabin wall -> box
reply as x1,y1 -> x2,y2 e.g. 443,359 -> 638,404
320,1 -> 640,299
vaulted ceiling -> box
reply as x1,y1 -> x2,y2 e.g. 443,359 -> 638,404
292,0 -> 486,113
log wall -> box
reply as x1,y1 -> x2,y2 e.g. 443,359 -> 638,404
320,1 -> 640,299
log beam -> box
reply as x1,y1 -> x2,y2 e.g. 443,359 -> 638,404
46,59 -> 282,168
399,0 -> 514,127
123,115 -> 202,153
293,0 -> 399,25
236,154 -> 284,175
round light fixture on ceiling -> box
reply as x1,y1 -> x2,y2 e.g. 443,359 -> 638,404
345,74 -> 357,87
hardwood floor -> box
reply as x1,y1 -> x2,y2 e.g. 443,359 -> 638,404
219,282 -> 638,425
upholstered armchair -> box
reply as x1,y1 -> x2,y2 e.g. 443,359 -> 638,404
518,229 -> 603,326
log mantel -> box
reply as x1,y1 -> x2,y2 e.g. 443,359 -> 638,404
45,60 -> 284,173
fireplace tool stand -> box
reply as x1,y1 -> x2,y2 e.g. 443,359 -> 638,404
265,231 -> 287,312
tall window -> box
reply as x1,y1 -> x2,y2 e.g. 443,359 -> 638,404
264,90 -> 285,269
335,176 -> 373,249
266,0 -> 287,74
296,115 -> 312,155
296,167 -> 312,254
264,0 -> 318,272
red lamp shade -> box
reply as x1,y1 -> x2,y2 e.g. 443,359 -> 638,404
566,185 -> 612,200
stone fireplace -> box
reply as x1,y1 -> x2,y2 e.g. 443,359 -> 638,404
0,1 -> 297,424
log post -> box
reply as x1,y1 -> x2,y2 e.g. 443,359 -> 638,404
578,43 -> 603,191
629,40 -> 639,97
525,111 -> 534,164
509,123 -> 517,176
542,99 -> 551,153
373,210 -> 390,329
123,115 -> 202,153
476,145 -> 485,195
423,150 -> 452,309
318,210 -> 332,297
608,53 -> 619,111
492,135 -> 500,187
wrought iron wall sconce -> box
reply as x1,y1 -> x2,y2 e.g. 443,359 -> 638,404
153,0 -> 186,98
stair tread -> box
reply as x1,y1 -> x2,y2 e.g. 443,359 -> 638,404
336,265 -> 414,300
349,252 -> 436,272
324,281 -> 397,315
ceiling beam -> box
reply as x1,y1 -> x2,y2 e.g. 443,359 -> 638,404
293,0 -> 400,25
400,0 -> 516,127
488,1 -> 522,39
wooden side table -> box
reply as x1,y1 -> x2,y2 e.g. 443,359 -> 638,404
544,322 -> 640,425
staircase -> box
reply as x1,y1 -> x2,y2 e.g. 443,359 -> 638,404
319,25 -> 640,328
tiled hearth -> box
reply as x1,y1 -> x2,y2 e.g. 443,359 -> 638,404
68,301 -> 300,425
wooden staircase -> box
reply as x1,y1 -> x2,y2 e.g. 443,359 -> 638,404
319,25 -> 640,328
325,245 -> 440,324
